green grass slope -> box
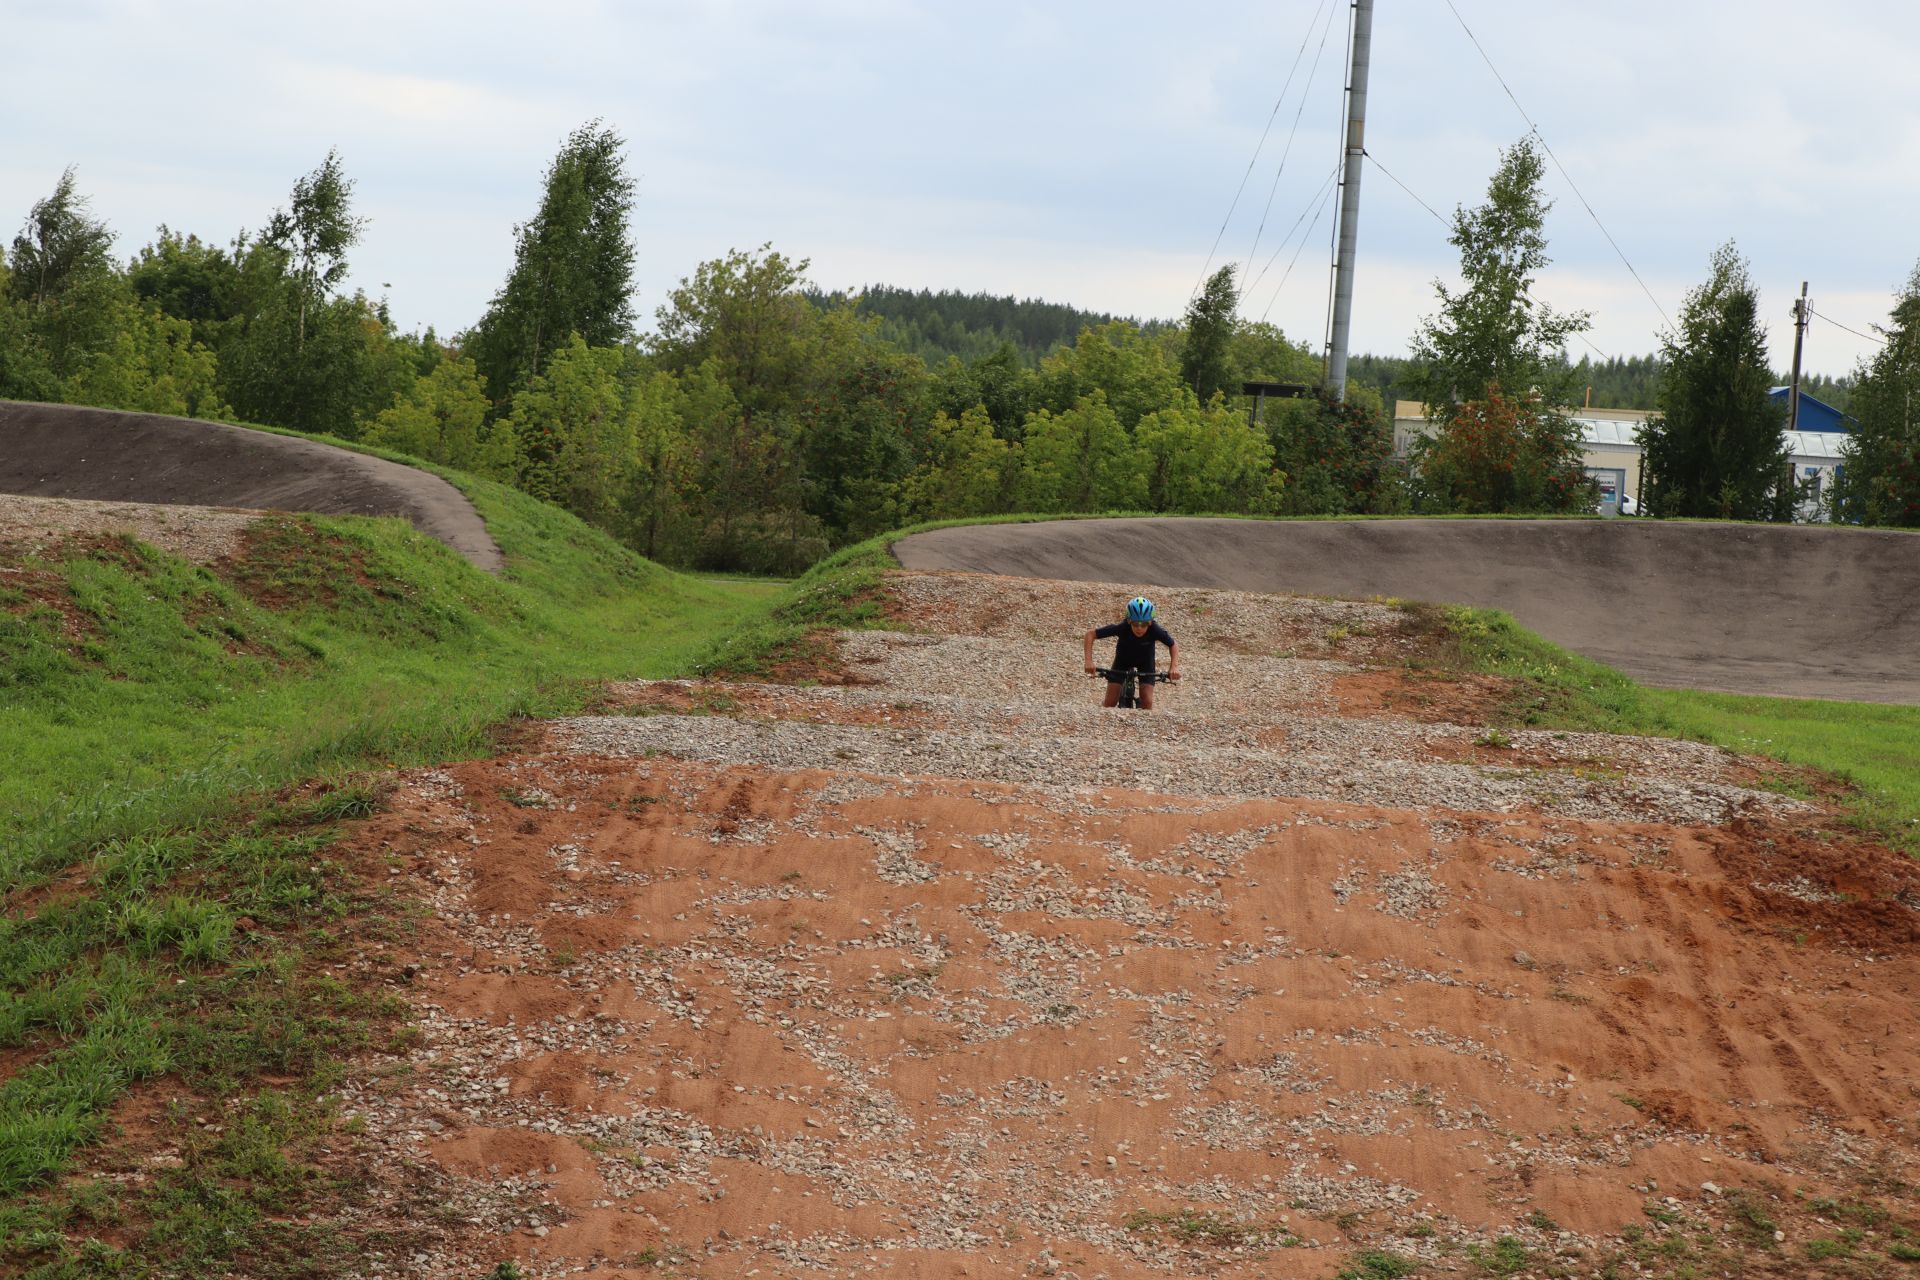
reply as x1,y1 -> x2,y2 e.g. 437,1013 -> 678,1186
0,467 -> 783,1275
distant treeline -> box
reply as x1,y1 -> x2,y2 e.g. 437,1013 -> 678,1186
803,285 -> 1166,368
804,292 -> 1859,416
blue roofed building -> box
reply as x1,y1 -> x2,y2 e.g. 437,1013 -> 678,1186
1769,387 -> 1852,435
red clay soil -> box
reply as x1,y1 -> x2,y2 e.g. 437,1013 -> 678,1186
293,742 -> 1920,1278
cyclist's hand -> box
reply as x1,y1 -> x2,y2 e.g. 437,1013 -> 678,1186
1085,664 -> 1099,676
1167,670 -> 1182,681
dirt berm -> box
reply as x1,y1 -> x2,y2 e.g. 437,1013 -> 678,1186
895,516 -> 1920,705
0,400 -> 503,571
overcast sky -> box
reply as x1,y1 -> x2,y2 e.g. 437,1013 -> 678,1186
6,1 -> 1916,378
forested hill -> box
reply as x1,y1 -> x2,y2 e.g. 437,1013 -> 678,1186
804,285 -> 1170,367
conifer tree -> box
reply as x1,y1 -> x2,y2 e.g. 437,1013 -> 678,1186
1638,242 -> 1794,520
1830,261 -> 1920,525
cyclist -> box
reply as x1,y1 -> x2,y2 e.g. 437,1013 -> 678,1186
1084,595 -> 1181,709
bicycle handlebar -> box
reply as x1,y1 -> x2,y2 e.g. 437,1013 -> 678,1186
1093,667 -> 1173,683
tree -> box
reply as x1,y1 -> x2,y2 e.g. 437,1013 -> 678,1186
1266,391 -> 1403,515
1035,320 -> 1182,430
900,406 -> 1015,522
1134,393 -> 1281,514
468,121 -> 637,403
929,341 -> 1034,437
64,297 -> 228,418
795,312 -> 924,543
216,155 -> 415,437
0,248 -> 59,400
620,370 -> 694,562
1413,384 -> 1595,514
362,356 -> 514,478
1830,261 -> 1920,526
263,149 -> 364,355
502,335 -> 642,526
1179,266 -> 1239,402
652,245 -> 814,411
128,228 -> 243,350
1228,320 -> 1321,390
7,168 -> 123,385
9,168 -> 115,307
1017,393 -> 1146,512
1404,136 -> 1589,422
1638,243 -> 1794,521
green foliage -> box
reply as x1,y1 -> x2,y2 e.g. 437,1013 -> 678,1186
504,334 -> 647,526
1333,1249 -> 1420,1279
7,167 -> 115,308
1466,1234 -> 1534,1274
215,157 -> 414,439
1180,265 -> 1239,401
900,406 -> 1016,521
262,148 -> 364,349
795,312 -> 924,542
1036,320 -> 1182,430
128,227 -> 243,348
930,341 -> 1034,436
1404,136 -> 1590,422
1019,393 -> 1147,512
467,120 -> 637,403
1831,260 -> 1920,525
1267,391 -> 1404,515
1445,599 -> 1920,847
362,355 -> 514,477
808,284 -> 1158,367
1134,392 -> 1281,514
62,292 -> 229,417
1412,385 -> 1596,513
1639,242 -> 1796,521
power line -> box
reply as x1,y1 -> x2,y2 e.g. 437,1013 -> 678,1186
1355,144 -> 1614,363
1809,306 -> 1888,347
1239,0 -> 1341,296
1260,168 -> 1341,325
1440,0 -> 1673,333
1246,162 -> 1342,300
1362,148 -> 1447,227
1189,0 -> 1336,301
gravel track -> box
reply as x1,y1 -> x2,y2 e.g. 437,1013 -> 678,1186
555,571 -> 1798,827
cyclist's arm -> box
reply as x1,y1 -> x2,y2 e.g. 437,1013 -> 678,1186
1083,629 -> 1099,674
1165,639 -> 1181,680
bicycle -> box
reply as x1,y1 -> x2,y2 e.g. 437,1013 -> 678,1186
1094,666 -> 1170,710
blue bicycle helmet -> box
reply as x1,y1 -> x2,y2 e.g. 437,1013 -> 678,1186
1126,596 -> 1155,624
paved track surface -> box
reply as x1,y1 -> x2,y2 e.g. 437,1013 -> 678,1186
895,517 -> 1920,704
0,401 -> 503,571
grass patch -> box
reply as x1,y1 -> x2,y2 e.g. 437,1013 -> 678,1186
1333,1250 -> 1421,1279
0,450 -> 789,1273
1442,604 -> 1920,850
1122,1207 -> 1299,1251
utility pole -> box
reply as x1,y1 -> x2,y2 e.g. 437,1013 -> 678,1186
1788,281 -> 1809,433
1326,0 -> 1374,402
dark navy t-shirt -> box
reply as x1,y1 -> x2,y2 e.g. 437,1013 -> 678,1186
1094,621 -> 1174,674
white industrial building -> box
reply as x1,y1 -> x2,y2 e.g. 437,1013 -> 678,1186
1391,400 -> 1850,518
